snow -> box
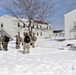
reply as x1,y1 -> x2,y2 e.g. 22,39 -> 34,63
0,38 -> 76,75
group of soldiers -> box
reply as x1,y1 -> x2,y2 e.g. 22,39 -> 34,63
15,32 -> 37,54
0,33 -> 37,54
0,35 -> 9,51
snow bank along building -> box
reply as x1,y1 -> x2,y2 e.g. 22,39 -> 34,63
0,15 -> 52,39
64,9 -> 76,39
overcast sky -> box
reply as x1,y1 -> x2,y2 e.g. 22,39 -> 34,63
0,0 -> 76,30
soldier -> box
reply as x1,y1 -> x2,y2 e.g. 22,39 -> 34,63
1,35 -> 5,48
23,33 -> 30,54
0,35 -> 2,50
15,35 -> 22,49
2,35 -> 9,51
30,34 -> 37,48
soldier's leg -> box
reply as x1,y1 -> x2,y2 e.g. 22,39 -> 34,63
2,42 -> 5,49
23,43 -> 27,54
27,43 -> 30,53
27,48 -> 30,53
16,44 -> 18,49
3,42 -> 8,51
32,41 -> 35,48
18,44 -> 20,49
16,44 -> 20,49
0,42 -> 2,50
5,42 -> 8,50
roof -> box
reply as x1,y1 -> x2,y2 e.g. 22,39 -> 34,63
0,15 -> 48,25
64,9 -> 76,16
34,20 -> 48,25
53,30 -> 63,33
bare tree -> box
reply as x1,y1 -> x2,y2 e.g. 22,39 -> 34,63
2,0 -> 55,37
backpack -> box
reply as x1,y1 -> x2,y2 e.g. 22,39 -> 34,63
5,36 -> 9,42
32,36 -> 37,41
24,36 -> 30,43
19,37 -> 22,42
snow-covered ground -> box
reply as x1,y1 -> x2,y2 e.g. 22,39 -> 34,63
0,38 -> 76,75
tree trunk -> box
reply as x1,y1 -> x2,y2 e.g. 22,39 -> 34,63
28,19 -> 33,38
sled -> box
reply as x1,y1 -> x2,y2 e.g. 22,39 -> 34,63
58,44 -> 76,50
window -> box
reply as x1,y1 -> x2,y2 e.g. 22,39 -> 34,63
40,32 -> 42,36
23,24 -> 25,27
56,34 -> 57,36
60,34 -> 61,36
37,32 -> 39,36
33,25 -> 34,28
37,25 -> 38,29
1,23 -> 3,27
18,23 -> 20,27
47,26 -> 48,29
40,25 -> 42,29
33,32 -> 35,35
74,21 -> 76,27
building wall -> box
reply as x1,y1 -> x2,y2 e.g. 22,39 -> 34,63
33,29 -> 52,39
33,23 -> 52,39
53,32 -> 65,38
0,15 -> 17,38
0,15 -> 52,39
64,9 -> 76,39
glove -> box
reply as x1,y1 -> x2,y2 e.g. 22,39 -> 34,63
22,43 -> 23,45
16,42 -> 18,44
30,43 -> 32,45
